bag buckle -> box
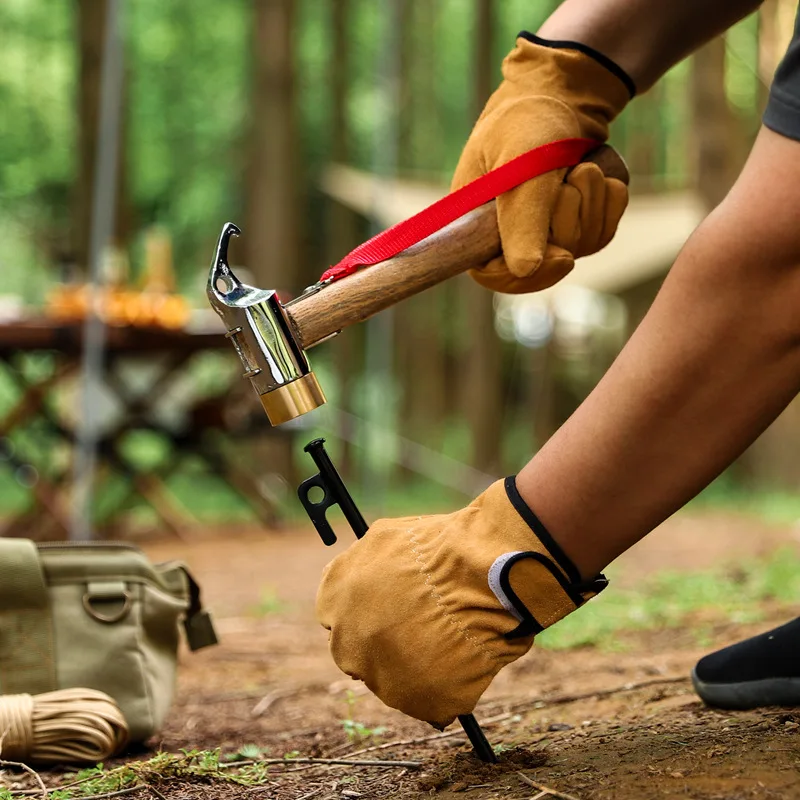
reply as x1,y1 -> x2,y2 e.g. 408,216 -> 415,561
82,581 -> 132,624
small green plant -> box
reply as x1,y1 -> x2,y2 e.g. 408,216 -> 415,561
225,743 -> 268,762
340,690 -> 387,743
251,586 -> 286,617
31,748 -> 280,797
74,766 -> 104,781
344,689 -> 358,719
73,760 -> 139,796
0,788 -> 15,800
181,748 -> 222,772
341,718 -> 388,741
283,750 -> 301,760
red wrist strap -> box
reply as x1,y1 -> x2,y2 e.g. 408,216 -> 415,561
319,137 -> 600,284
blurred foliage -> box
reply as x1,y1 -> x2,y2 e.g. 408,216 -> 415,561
250,585 -> 288,617
0,1 -> 766,299
0,1 -> 791,524
126,0 -> 249,285
688,471 -> 800,525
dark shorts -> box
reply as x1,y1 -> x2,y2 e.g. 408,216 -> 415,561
764,5 -> 800,141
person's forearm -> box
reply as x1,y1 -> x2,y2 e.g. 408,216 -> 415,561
516,126 -> 800,578
538,0 -> 763,91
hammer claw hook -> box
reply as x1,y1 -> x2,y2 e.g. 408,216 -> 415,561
206,221 -> 327,425
209,221 -> 242,296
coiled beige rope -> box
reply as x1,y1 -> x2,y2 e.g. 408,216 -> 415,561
0,689 -> 128,764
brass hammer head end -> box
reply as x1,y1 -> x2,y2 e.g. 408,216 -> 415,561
259,373 -> 327,426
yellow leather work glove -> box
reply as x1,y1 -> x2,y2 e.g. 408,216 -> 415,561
452,33 -> 634,294
316,478 -> 607,729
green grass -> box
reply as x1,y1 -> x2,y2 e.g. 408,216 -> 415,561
688,471 -> 800,525
250,586 -> 287,617
537,547 -> 800,651
12,749 -> 276,798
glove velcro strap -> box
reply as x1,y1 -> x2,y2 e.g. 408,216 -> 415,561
488,550 -> 608,640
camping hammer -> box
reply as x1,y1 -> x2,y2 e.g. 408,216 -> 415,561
207,146 -> 628,426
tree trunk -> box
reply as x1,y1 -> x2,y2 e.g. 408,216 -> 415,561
736,399 -> 800,490
690,36 -> 736,210
74,0 -> 130,273
461,0 -> 503,474
327,0 -> 361,478
394,0 -> 450,456
247,0 -> 299,293
627,81 -> 664,190
736,0 -> 800,492
758,0 -> 780,111
247,0 -> 299,482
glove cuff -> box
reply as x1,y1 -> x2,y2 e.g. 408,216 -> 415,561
517,32 -> 636,100
500,33 -> 633,138
488,476 -> 608,639
503,474 -> 581,582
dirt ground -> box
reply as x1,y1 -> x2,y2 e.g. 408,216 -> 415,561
13,509 -> 800,799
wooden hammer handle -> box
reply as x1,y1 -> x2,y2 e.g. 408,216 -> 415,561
287,145 -> 629,350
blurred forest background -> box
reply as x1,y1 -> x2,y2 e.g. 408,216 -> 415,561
1,0 -> 799,528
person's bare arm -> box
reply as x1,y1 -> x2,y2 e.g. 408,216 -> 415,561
539,0 -> 763,90
313,0 -> 794,726
517,125 -> 800,578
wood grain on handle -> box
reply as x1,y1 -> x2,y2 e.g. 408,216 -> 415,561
289,202 -> 499,349
287,145 -> 629,350
583,144 -> 629,184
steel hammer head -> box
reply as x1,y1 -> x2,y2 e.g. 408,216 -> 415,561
207,223 -> 326,425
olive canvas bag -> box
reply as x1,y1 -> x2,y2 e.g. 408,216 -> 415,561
0,538 -> 217,742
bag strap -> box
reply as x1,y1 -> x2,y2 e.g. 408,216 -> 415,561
176,565 -> 218,652
0,539 -> 57,695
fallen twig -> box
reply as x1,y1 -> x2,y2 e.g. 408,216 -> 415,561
506,676 -> 689,714
68,787 -> 141,800
518,772 -> 581,800
251,687 -> 298,717
331,711 -> 514,758
7,764 -> 139,797
289,789 -> 323,800
332,676 -> 688,760
241,785 -> 277,796
261,757 -> 420,769
0,758 -> 49,800
244,787 -> 322,799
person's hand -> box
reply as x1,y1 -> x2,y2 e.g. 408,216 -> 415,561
452,34 -> 633,294
316,478 -> 607,728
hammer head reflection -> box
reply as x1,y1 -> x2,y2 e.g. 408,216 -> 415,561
207,222 -> 326,425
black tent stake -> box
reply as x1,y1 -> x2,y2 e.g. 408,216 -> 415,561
299,438 -> 496,764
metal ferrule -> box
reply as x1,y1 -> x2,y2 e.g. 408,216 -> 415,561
207,223 -> 326,425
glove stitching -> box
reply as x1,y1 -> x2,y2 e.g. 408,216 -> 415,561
537,605 -> 572,629
406,526 -> 496,667
505,552 -> 578,631
534,578 -> 582,629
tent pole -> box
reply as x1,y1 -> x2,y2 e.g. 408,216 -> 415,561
70,0 -> 124,540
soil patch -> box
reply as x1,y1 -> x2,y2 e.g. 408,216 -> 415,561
5,509 -> 800,799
